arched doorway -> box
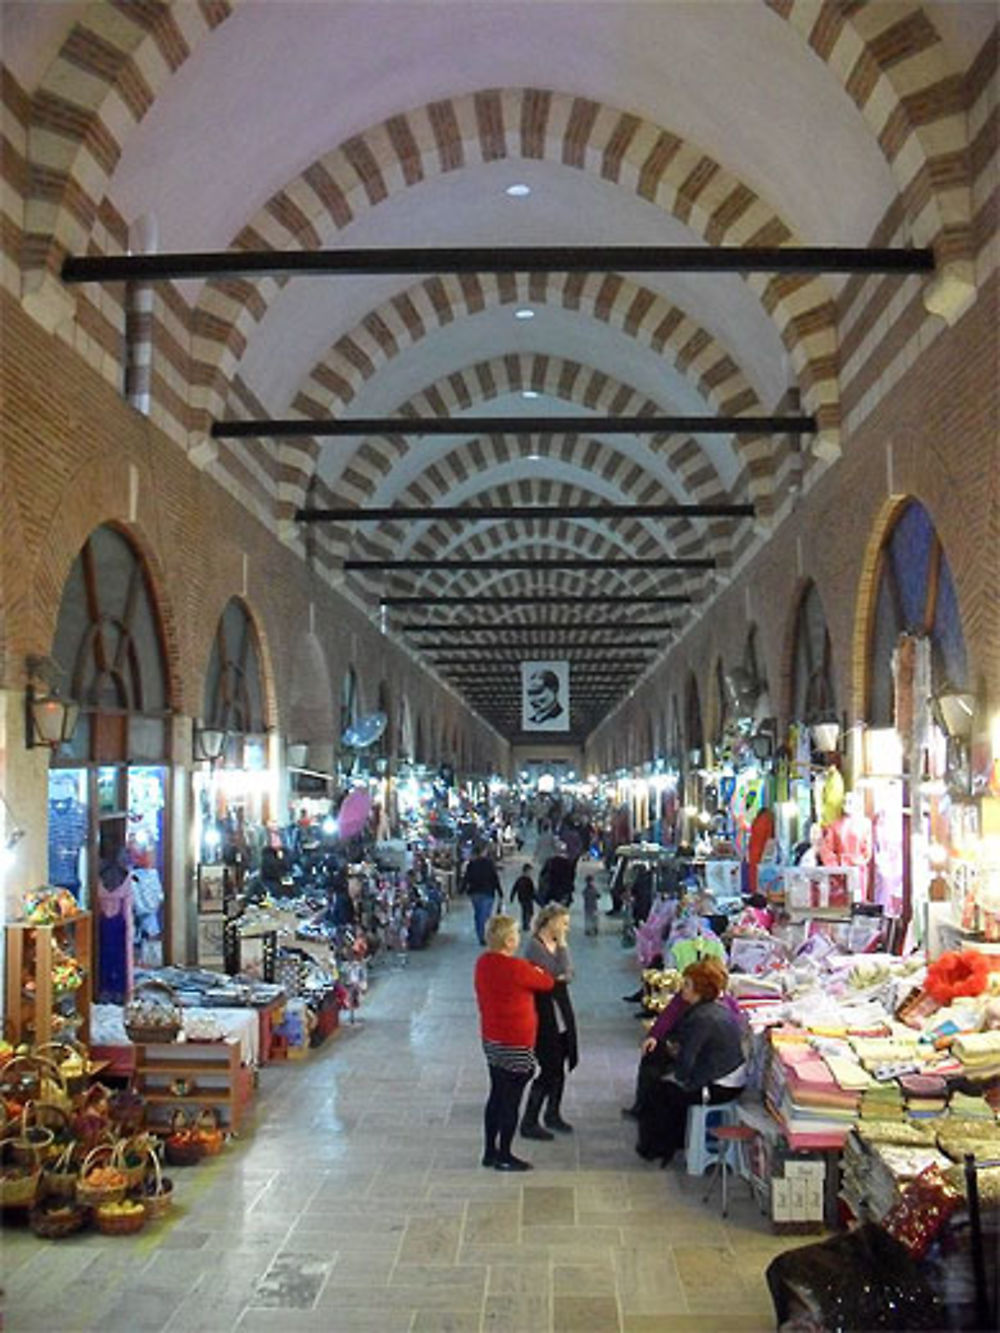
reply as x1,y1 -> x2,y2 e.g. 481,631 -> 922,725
47,523 -> 173,991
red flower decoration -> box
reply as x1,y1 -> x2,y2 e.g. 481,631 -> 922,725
924,949 -> 990,1004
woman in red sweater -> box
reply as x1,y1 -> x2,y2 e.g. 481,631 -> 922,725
474,913 -> 554,1171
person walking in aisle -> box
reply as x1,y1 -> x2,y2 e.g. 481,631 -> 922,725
510,862 -> 537,931
462,843 -> 503,945
582,874 -> 600,936
474,913 -> 554,1172
520,904 -> 578,1140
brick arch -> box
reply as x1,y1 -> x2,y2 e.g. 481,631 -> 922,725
284,290 -> 767,512
19,1 -> 234,311
26,464 -> 185,714
194,87 -> 840,447
195,593 -> 281,738
766,0 -> 975,282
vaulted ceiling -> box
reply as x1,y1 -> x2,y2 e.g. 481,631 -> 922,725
4,0 -> 994,740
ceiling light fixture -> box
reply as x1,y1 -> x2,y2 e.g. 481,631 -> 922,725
514,308 -> 535,320
521,390 -> 539,399
505,184 -> 531,198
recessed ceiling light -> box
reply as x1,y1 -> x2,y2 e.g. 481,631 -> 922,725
521,390 -> 539,399
514,308 -> 535,320
526,453 -> 541,461
505,183 -> 532,197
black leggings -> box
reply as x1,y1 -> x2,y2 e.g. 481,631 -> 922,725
484,1064 -> 532,1160
637,1081 -> 742,1160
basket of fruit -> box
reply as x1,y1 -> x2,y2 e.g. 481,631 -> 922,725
76,1142 -> 127,1206
94,1196 -> 146,1235
194,1107 -> 225,1157
114,1134 -> 156,1190
163,1109 -> 204,1167
124,978 -> 182,1045
29,1197 -> 88,1239
134,1143 -> 173,1220
0,1136 -> 41,1208
11,1102 -> 55,1166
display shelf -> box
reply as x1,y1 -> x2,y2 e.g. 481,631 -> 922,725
4,913 -> 92,1045
132,1039 -> 253,1132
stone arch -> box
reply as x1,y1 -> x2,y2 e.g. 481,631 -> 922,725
766,0 -> 975,294
283,300 -> 768,518
194,88 -> 841,445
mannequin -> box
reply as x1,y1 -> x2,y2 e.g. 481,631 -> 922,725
48,775 -> 87,898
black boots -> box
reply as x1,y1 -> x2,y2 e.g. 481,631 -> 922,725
520,1084 -> 554,1141
543,1079 -> 573,1134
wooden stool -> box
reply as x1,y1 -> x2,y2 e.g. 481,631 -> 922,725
701,1124 -> 757,1217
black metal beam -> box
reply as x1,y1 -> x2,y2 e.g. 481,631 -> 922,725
62,245 -> 935,285
406,621 -> 672,632
300,502 -> 752,522
214,413 -> 813,439
382,594 -> 692,605
347,557 -> 714,571
422,640 -> 661,650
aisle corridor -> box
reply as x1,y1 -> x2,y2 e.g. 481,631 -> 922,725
2,875 -> 789,1332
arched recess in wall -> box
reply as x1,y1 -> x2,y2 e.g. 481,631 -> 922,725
287,631 -> 335,772
865,499 -> 969,725
684,672 -> 704,765
790,583 -> 836,724
414,714 -> 425,765
374,680 -> 391,765
203,599 -> 268,741
47,522 -> 174,978
339,667 -> 358,741
712,657 -> 729,753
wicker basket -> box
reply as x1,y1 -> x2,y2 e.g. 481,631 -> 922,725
124,978 -> 182,1045
94,1199 -> 147,1235
76,1142 -> 127,1206
23,1101 -> 73,1164
42,1140 -> 80,1200
0,1055 -> 45,1108
34,1040 -> 90,1098
11,1103 -> 55,1166
114,1134 -> 156,1190
30,1199 -> 88,1239
0,1137 -> 41,1208
163,1109 -> 204,1167
135,1144 -> 173,1220
194,1107 -> 225,1157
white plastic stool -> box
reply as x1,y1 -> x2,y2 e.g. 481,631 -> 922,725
684,1099 -> 739,1175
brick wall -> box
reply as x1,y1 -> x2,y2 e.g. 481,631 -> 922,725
0,289 -> 507,772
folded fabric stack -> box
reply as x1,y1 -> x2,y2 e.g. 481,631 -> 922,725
842,1128 -> 952,1222
766,1041 -> 858,1147
898,1072 -> 949,1121
859,1082 -> 906,1122
952,1030 -> 1000,1081
948,1091 -> 1000,1121
849,1033 -> 921,1072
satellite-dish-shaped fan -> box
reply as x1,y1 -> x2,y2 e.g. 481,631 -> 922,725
341,711 -> 387,749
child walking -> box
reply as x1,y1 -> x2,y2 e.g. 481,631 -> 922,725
583,874 -> 600,936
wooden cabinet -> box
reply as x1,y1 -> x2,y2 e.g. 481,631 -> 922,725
4,913 -> 92,1046
132,1039 -> 253,1133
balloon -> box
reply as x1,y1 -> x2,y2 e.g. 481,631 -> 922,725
338,789 -> 372,838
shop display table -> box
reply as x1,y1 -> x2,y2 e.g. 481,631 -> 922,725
133,1038 -> 253,1133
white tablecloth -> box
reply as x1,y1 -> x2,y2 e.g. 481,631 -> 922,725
91,1003 -> 259,1066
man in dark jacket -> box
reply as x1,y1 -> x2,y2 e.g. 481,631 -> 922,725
509,863 -> 537,931
462,844 -> 503,944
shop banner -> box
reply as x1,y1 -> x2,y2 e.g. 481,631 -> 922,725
521,660 -> 569,732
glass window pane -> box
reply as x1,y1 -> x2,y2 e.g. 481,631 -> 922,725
890,502 -> 933,630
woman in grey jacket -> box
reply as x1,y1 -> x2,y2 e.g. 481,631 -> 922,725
635,958 -> 745,1165
520,904 -> 579,1139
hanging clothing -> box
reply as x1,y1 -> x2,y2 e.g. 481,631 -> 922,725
97,879 -> 134,1003
48,798 -> 88,893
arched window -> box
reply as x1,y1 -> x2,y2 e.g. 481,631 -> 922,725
868,500 -> 967,725
791,584 -> 835,721
52,524 -> 170,763
203,599 -> 266,737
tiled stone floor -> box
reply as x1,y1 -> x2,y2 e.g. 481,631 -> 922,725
2,863 -> 791,1331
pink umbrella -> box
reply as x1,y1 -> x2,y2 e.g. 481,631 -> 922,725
338,788 -> 372,839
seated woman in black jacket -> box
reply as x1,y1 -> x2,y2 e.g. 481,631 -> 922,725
635,957 -> 746,1165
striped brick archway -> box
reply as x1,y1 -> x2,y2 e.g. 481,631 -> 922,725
18,4 -> 972,357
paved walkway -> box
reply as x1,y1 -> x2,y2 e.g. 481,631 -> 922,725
2,858 -> 788,1331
